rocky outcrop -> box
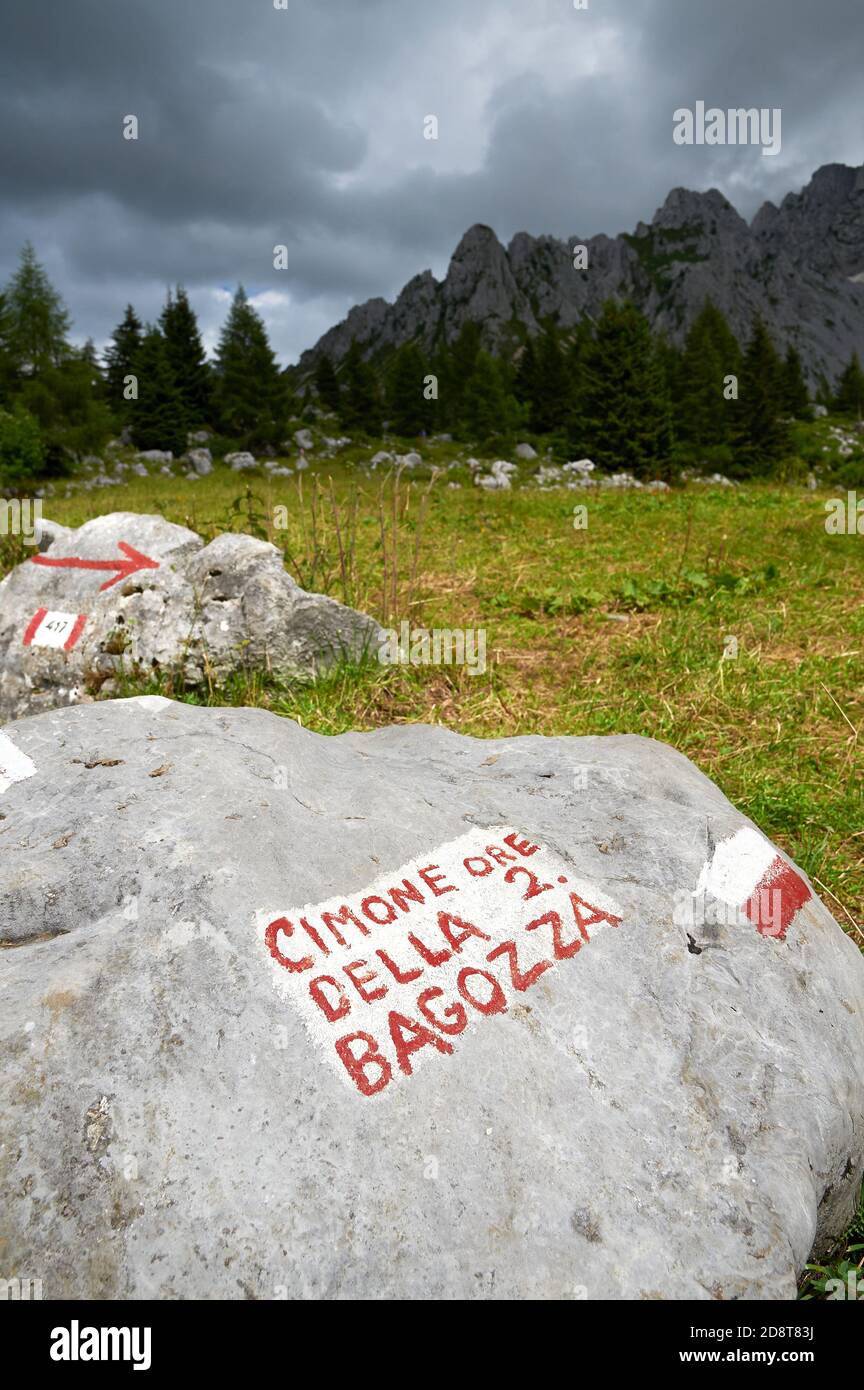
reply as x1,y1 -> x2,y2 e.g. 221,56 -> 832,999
299,162 -> 864,384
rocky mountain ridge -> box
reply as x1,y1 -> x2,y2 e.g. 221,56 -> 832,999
299,162 -> 864,384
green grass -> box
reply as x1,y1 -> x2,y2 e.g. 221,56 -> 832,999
20,450 -> 862,945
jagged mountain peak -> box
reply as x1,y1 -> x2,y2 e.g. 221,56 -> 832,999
652,185 -> 742,230
298,161 -> 864,383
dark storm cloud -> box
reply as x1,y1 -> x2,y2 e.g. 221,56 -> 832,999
0,0 -> 861,363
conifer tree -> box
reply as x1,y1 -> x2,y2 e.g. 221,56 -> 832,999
779,345 -> 811,419
130,328 -> 189,456
103,304 -> 143,415
387,344 -> 427,435
160,287 -> 211,424
676,299 -> 740,449
442,321 -> 482,429
314,354 -> 341,414
529,328 -> 571,434
580,300 -> 673,476
462,351 -> 508,442
214,286 -> 284,440
514,338 -> 538,408
732,316 -> 789,471
0,291 -> 15,405
833,350 -> 864,418
339,339 -> 382,433
5,242 -> 71,373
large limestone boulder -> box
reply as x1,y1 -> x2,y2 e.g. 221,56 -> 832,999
0,698 -> 861,1300
0,513 -> 381,720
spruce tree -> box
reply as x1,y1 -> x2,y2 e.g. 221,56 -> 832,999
462,351 -> 508,442
387,344 -> 427,436
529,328 -> 571,434
5,242 -> 71,373
833,351 -> 864,418
779,345 -> 811,419
130,328 -> 189,456
339,339 -> 382,433
443,321 -> 482,431
580,300 -> 673,477
676,299 -> 740,450
103,304 -> 143,415
214,286 -> 284,441
314,354 -> 341,414
0,291 -> 15,405
160,287 -> 211,425
732,316 -> 789,472
514,338 -> 538,409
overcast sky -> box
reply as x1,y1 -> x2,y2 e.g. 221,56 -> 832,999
1,0 -> 861,365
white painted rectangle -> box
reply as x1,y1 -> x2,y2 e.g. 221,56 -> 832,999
0,732 -> 37,794
24,610 -> 86,650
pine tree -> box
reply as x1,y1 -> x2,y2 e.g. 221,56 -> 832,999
214,286 -> 285,441
732,316 -> 789,471
579,300 -> 673,477
160,287 -> 211,424
130,328 -> 189,456
340,339 -> 382,433
779,345 -> 811,419
103,305 -> 143,414
833,351 -> 864,418
387,344 -> 428,436
5,242 -> 71,373
313,354 -> 341,414
676,300 -> 740,450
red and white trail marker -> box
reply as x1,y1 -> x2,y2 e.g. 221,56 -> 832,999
23,608 -> 87,652
694,826 -> 811,940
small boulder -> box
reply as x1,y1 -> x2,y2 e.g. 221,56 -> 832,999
186,448 -> 213,476
0,511 -> 382,721
225,452 -> 258,472
136,450 -> 173,465
515,443 -> 538,460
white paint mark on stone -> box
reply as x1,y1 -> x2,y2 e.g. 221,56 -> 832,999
0,731 -> 37,794
693,827 -> 776,908
256,825 -> 624,1097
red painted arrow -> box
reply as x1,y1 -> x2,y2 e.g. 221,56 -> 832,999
30,541 -> 160,591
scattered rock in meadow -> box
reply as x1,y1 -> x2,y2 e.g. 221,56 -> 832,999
135,450 -> 173,465
225,451 -> 258,472
185,448 -> 213,476
475,459 -> 517,490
